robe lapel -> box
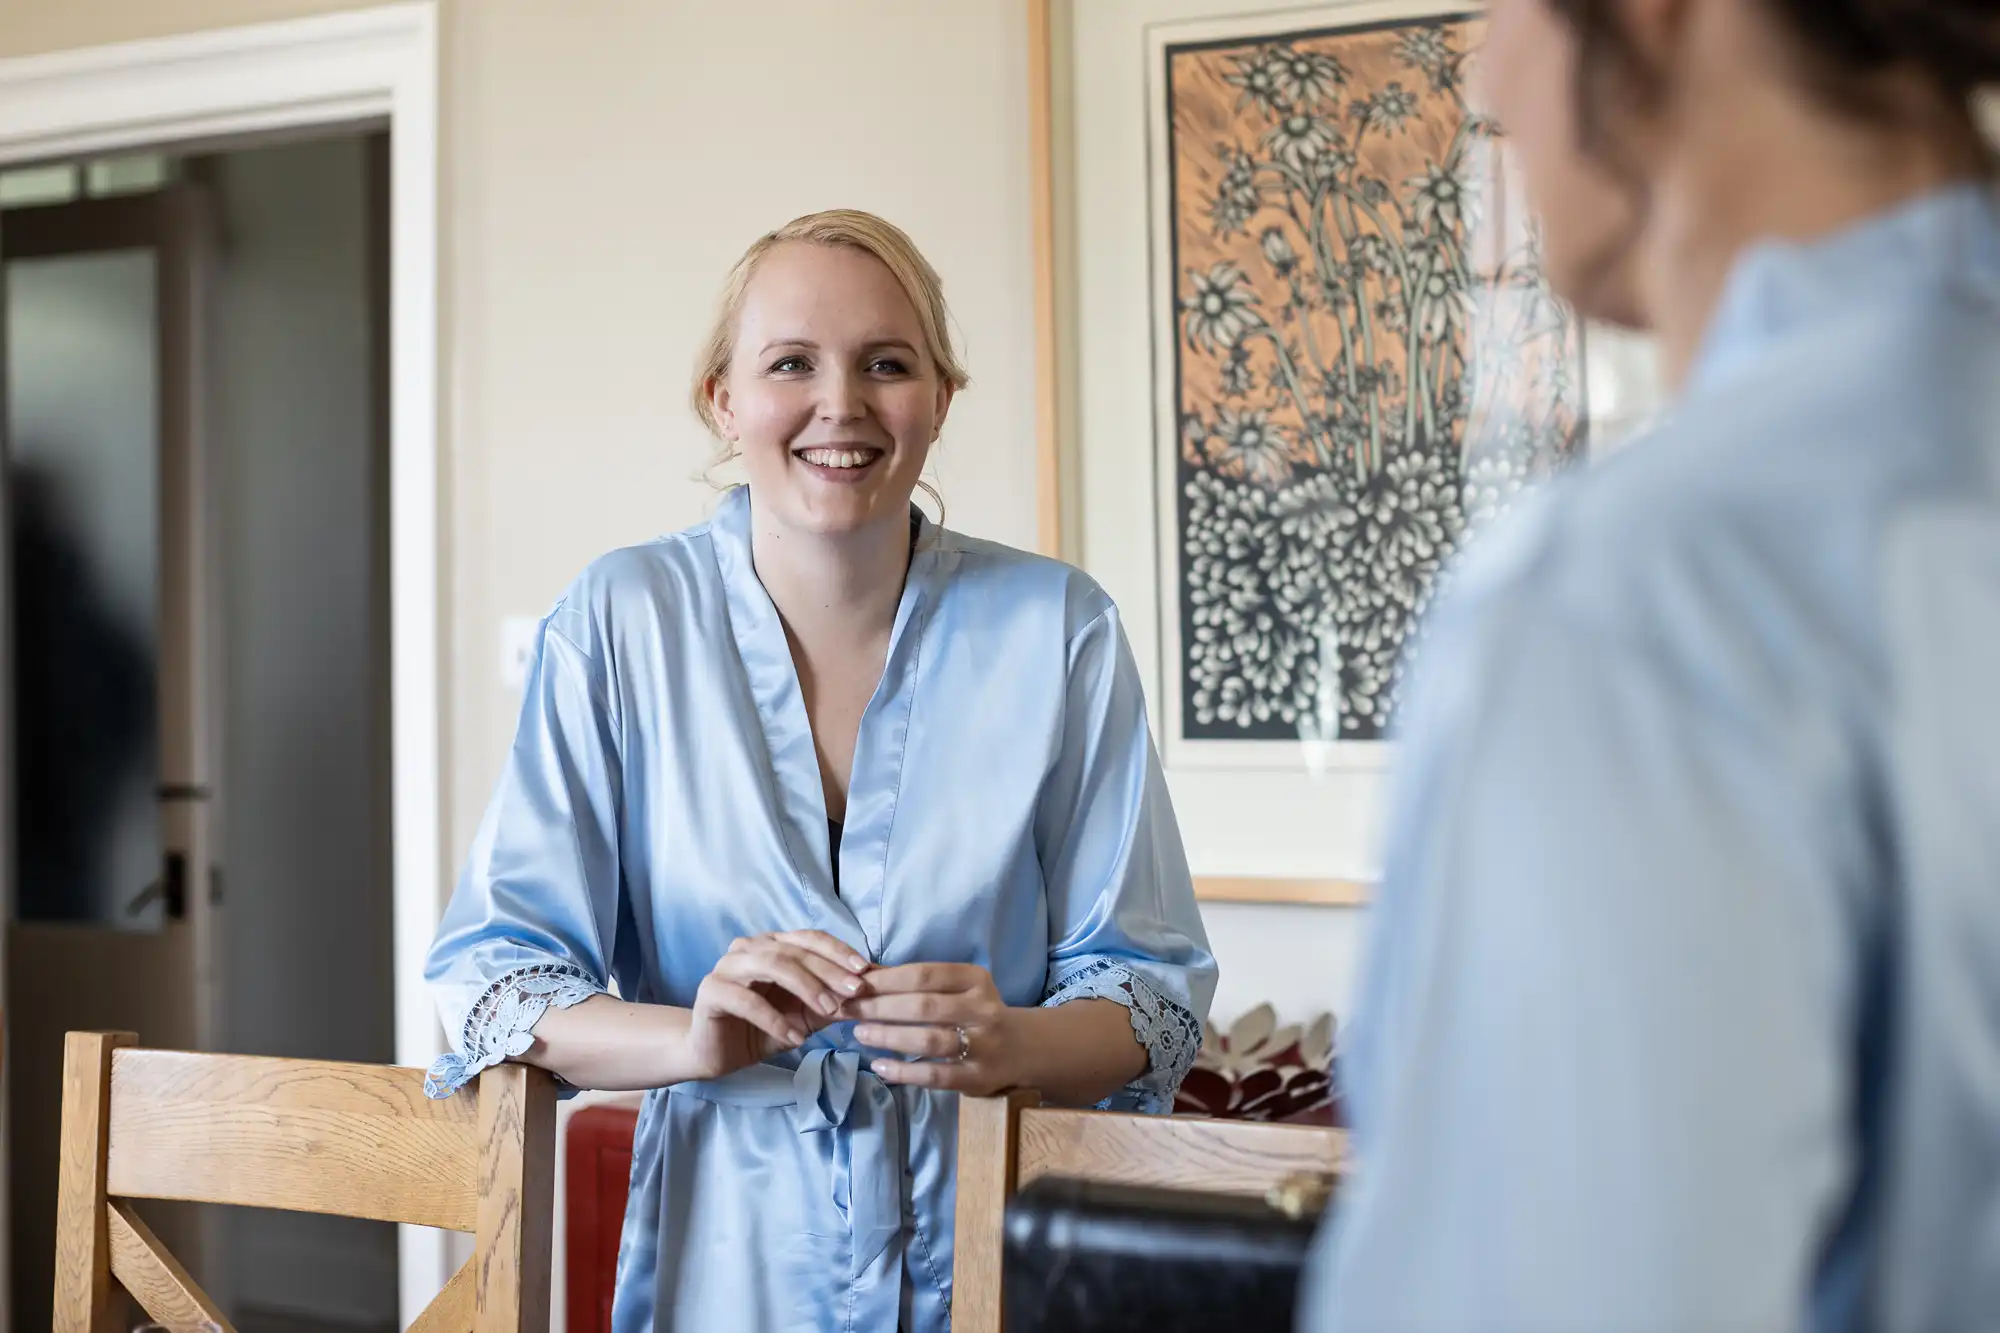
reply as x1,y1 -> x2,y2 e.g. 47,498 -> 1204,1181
707,487 -> 947,958
840,510 -> 947,955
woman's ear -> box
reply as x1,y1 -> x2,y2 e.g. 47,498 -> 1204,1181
931,381 -> 956,443
709,377 -> 738,441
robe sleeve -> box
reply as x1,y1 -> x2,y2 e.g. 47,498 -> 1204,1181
421,600 -> 622,1097
1034,602 -> 1219,1112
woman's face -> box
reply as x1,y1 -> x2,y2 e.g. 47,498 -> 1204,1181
711,241 -> 952,539
1481,0 -> 1650,327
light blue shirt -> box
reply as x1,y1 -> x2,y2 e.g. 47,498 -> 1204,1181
1305,184 -> 2000,1331
422,486 -> 1216,1333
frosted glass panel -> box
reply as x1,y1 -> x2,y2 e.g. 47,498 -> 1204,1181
6,250 -> 163,928
0,165 -> 79,209
86,155 -> 170,198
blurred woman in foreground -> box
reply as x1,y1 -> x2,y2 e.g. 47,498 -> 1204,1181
1307,2 -> 2000,1327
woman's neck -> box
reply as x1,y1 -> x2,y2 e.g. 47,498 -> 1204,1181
750,503 -> 911,652
1636,59 -> 1989,389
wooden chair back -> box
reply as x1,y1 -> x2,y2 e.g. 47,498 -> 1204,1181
952,1091 -> 1348,1333
53,1031 -> 557,1332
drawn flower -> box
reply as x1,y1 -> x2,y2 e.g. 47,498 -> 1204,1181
1268,45 -> 1349,108
1394,26 -> 1457,92
1357,451 -> 1461,613
1355,82 -> 1420,135
1260,226 -> 1299,275
1212,405 -> 1295,486
1349,233 -> 1393,275
1262,110 -> 1343,171
1209,146 -> 1261,235
1307,145 -> 1359,192
1461,452 -> 1527,531
1408,163 -> 1467,233
1183,263 -> 1262,354
1224,50 -> 1288,116
1414,261 -> 1473,343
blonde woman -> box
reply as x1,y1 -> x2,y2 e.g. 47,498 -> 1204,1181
422,210 -> 1215,1332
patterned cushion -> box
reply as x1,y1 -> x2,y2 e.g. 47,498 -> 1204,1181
1172,1004 -> 1342,1126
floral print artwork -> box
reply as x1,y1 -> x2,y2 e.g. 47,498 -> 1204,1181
1165,15 -> 1586,742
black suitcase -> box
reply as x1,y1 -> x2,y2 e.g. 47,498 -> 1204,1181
1000,1174 -> 1329,1332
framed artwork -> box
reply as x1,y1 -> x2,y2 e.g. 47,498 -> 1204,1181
1033,0 -> 1660,904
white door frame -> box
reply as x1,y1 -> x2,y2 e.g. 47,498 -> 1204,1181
0,4 -> 450,1316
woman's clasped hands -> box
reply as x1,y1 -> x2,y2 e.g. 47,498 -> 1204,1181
684,930 -> 1023,1095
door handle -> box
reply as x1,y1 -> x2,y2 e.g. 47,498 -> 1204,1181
126,850 -> 190,920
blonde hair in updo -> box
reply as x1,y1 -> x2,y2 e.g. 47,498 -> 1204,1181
690,209 -> 970,511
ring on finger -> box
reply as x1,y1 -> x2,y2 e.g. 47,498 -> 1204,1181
954,1024 -> 971,1063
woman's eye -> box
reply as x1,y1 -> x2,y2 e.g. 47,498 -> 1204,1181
770,355 -> 810,374
870,357 -> 911,376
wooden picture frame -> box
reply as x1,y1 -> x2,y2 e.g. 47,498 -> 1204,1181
1026,0 -> 1661,908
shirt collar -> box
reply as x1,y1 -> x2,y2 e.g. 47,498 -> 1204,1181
1687,181 -> 2000,397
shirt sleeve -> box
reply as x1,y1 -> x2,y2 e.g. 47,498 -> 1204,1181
1034,603 -> 1220,1113
421,601 -> 622,1098
1303,585 -> 1863,1332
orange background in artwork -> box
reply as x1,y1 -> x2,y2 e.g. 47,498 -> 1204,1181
1169,18 -> 1489,477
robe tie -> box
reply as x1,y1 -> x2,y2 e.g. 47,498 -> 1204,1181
672,1047 -> 906,1275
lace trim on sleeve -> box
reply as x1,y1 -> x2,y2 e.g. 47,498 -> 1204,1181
423,961 -> 603,1099
1041,958 -> 1204,1114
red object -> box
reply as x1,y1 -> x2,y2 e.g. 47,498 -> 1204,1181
565,1105 -> 639,1333
1173,1007 -> 1344,1127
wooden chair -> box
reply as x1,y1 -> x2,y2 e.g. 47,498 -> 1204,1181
53,1031 -> 557,1332
952,1091 -> 1349,1333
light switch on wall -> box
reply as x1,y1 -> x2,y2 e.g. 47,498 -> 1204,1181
500,615 -> 541,690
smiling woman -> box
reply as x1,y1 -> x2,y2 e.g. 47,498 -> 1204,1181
692,210 -> 968,528
420,209 -> 1217,1333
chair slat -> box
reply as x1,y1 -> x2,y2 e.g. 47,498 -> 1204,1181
474,1063 -> 559,1331
951,1090 -> 1038,1333
55,1032 -> 131,1332
106,1048 -> 482,1231
409,1259 -> 477,1333
109,1200 -> 234,1331
1016,1108 -> 1349,1197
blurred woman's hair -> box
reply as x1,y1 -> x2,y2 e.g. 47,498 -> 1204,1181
1549,0 -> 1999,161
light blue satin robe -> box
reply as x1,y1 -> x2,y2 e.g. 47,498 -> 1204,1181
423,486 -> 1217,1332
1305,184 -> 2000,1330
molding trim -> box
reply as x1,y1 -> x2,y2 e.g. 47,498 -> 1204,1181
1195,877 -> 1371,907
0,5 -> 431,163
1027,0 -> 1064,559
